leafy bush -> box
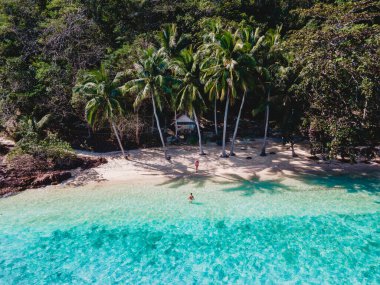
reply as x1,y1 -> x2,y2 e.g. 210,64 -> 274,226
187,135 -> 198,145
8,132 -> 74,161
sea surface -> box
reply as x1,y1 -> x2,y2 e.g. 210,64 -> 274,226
0,174 -> 379,284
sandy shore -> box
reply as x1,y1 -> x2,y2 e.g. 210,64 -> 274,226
67,139 -> 379,187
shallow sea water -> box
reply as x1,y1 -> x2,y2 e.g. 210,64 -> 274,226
0,174 -> 379,284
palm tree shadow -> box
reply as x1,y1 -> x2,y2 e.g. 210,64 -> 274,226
294,174 -> 380,196
213,173 -> 290,196
156,175 -> 208,189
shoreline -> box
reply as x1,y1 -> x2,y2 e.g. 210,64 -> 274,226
2,138 -> 379,197
66,139 -> 380,189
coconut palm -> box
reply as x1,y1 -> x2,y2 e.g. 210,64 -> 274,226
260,25 -> 283,156
121,48 -> 172,159
157,23 -> 190,138
157,23 -> 190,58
73,65 -> 126,157
171,47 -> 206,155
199,18 -> 223,136
201,29 -> 256,157
229,27 -> 265,156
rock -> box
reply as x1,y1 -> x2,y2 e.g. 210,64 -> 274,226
53,156 -> 83,170
81,157 -> 107,169
0,144 -> 10,155
1,154 -> 104,197
32,172 -> 72,187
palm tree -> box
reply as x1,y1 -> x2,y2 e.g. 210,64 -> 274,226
73,65 -> 127,157
201,29 -> 256,158
121,48 -> 172,159
171,47 -> 206,155
200,18 -> 223,136
260,25 -> 283,156
157,23 -> 190,139
157,23 -> 190,58
229,27 -> 264,156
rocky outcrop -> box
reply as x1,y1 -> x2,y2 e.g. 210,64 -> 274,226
0,140 -> 107,197
31,172 -> 72,187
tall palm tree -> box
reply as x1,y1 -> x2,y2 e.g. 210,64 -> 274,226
73,65 -> 127,157
202,70 -> 220,136
229,27 -> 264,156
201,29 -> 256,158
157,23 -> 190,58
200,18 -> 223,136
260,25 -> 283,156
171,47 -> 206,155
157,23 -> 190,138
121,48 -> 172,159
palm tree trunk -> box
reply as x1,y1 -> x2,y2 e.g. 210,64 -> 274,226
221,91 -> 230,158
230,90 -> 246,156
260,88 -> 270,156
214,96 -> 218,136
86,124 -> 92,139
111,121 -> 126,157
193,110 -> 205,155
291,140 -> 298,157
151,115 -> 154,134
136,109 -> 140,145
151,93 -> 168,159
174,110 -> 178,137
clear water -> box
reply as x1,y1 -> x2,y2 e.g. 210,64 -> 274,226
0,174 -> 379,284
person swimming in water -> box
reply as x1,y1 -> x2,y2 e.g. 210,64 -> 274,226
188,193 -> 194,203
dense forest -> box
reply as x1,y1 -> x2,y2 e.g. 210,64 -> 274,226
1,0 -> 379,162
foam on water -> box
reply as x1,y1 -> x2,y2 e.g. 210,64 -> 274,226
0,174 -> 379,284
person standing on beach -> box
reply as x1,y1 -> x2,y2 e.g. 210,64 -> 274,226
195,160 -> 199,173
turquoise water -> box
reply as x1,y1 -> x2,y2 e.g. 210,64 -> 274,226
0,175 -> 379,284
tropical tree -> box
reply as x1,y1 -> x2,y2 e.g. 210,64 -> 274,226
200,18 -> 223,136
260,25 -> 283,157
121,48 -> 172,159
157,23 -> 190,58
201,28 -> 256,158
171,47 -> 206,155
73,65 -> 126,157
229,27 -> 265,156
157,23 -> 190,138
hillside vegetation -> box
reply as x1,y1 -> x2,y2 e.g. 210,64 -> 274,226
1,0 -> 379,161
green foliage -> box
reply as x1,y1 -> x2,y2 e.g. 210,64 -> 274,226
171,47 -> 205,115
0,0 -> 378,159
9,132 -> 74,161
121,47 -> 173,110
285,0 -> 380,157
73,64 -> 124,128
187,135 -> 198,145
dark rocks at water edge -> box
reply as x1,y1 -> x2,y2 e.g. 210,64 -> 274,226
0,153 -> 107,197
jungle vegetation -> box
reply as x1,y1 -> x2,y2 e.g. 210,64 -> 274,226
0,0 -> 379,161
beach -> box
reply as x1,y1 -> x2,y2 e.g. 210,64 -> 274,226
68,139 -> 380,188
2,139 -> 379,284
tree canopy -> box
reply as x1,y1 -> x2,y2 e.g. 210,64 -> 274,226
0,0 -> 379,160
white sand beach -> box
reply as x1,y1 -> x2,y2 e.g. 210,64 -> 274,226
68,139 -> 380,187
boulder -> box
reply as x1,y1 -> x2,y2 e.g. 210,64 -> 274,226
32,172 -> 72,187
